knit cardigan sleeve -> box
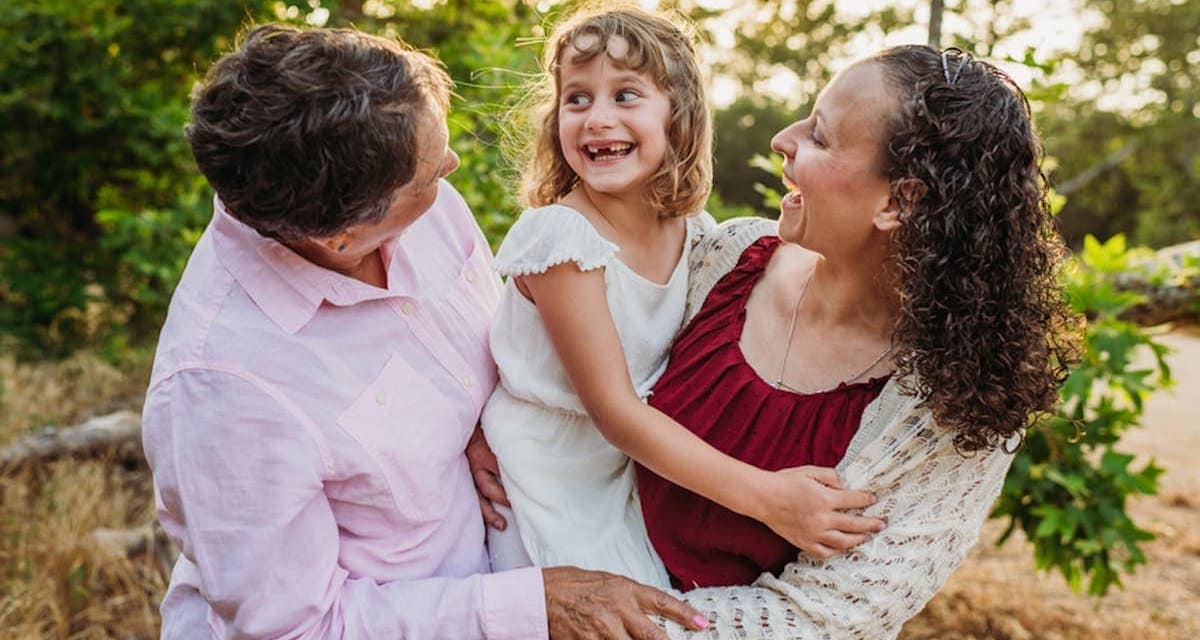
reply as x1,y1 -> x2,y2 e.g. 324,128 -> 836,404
661,218 -> 1016,639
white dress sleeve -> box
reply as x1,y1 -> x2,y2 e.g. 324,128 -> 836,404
657,381 -> 1016,640
492,204 -> 620,277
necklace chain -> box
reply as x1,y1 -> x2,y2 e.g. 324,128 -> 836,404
772,272 -> 894,395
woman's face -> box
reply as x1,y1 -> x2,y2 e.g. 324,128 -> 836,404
770,61 -> 896,255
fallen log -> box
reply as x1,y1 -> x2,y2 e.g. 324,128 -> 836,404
91,521 -> 178,576
0,410 -> 143,474
1118,240 -> 1200,326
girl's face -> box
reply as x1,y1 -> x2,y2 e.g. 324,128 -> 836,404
770,61 -> 896,256
557,35 -> 672,202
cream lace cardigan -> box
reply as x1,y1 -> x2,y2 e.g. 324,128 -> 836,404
658,218 -> 1016,639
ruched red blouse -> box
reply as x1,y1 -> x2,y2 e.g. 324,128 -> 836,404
639,235 -> 888,590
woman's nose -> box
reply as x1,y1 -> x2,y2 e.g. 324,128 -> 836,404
770,124 -> 797,157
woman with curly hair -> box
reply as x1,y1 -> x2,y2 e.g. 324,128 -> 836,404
634,45 -> 1082,638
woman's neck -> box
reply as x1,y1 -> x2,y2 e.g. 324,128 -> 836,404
799,249 -> 897,335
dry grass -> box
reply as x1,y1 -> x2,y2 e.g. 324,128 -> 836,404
1,350 -> 161,638
0,349 -> 152,446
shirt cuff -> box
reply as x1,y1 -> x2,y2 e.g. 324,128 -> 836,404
482,566 -> 547,640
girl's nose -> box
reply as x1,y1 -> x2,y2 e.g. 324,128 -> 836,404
585,104 -> 616,132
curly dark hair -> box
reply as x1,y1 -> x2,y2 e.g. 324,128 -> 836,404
186,23 -> 451,241
873,45 -> 1083,452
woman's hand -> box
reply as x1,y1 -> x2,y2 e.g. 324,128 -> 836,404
466,425 -> 509,530
543,566 -> 708,640
750,466 -> 885,559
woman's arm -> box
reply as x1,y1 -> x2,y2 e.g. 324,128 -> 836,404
656,406 -> 1016,639
519,264 -> 883,557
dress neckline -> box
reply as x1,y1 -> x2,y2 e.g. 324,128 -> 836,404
727,236 -> 890,398
546,203 -> 691,289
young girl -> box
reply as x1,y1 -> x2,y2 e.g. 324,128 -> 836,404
481,6 -> 883,588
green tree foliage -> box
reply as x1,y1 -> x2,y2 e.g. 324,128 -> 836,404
1042,0 -> 1200,248
0,0 -> 275,356
710,97 -> 795,214
994,234 -> 1172,595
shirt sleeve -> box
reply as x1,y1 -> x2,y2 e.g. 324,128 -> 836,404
143,366 -> 547,640
491,205 -> 620,277
656,411 -> 1015,640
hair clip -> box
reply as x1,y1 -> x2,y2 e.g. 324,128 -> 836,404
941,48 -> 965,85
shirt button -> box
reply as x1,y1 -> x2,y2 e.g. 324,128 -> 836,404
465,271 -> 476,283
375,390 -> 388,405
462,375 -> 474,389
401,302 -> 416,316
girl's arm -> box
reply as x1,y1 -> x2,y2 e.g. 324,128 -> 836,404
657,410 -> 1017,639
519,263 -> 884,558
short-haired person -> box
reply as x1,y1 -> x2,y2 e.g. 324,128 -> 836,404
635,45 -> 1082,637
141,24 -> 704,639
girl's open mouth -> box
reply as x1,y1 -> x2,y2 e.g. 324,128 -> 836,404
584,142 -> 636,161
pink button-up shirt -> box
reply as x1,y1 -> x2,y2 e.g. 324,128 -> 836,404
142,182 -> 547,639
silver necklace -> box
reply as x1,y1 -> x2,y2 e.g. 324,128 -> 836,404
772,274 -> 894,395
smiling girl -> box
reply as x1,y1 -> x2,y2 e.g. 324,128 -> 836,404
478,6 -> 885,588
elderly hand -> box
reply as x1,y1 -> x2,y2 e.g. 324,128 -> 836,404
543,567 -> 707,640
753,465 -> 886,559
466,425 -> 510,530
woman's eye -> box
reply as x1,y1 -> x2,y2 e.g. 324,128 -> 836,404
565,93 -> 592,106
615,89 -> 640,103
809,130 -> 826,148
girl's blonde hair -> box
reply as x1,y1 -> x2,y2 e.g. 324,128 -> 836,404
517,5 -> 712,218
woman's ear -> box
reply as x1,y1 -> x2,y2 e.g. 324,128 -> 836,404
877,178 -> 926,231
317,230 -> 353,254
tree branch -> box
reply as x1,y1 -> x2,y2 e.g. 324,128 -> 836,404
1056,141 -> 1139,196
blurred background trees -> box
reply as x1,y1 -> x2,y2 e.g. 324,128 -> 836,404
0,0 -> 1195,601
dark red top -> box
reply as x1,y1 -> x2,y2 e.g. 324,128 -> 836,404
639,236 -> 888,590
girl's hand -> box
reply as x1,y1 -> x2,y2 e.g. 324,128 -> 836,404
751,466 -> 885,559
466,426 -> 510,530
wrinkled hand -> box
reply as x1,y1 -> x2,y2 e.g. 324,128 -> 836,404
466,425 -> 509,530
754,466 -> 885,559
543,566 -> 707,640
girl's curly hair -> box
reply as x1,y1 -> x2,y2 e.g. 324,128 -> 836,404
873,45 -> 1083,452
516,4 -> 712,218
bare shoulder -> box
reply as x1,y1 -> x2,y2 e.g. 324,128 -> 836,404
765,242 -> 820,282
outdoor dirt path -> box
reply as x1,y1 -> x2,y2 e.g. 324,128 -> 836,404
903,328 -> 1200,639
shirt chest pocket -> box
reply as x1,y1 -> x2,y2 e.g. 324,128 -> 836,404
337,354 -> 469,524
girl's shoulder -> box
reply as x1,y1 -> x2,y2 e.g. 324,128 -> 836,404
492,204 -> 620,277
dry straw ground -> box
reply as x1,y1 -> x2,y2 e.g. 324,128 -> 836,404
1,332 -> 1196,638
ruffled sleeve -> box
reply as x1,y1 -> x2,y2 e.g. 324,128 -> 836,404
492,205 -> 620,277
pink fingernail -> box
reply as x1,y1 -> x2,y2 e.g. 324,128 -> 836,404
693,615 -> 709,629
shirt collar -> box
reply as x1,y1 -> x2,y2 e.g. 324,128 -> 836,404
209,196 -> 403,335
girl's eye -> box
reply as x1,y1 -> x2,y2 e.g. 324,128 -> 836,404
565,93 -> 592,107
615,89 -> 640,103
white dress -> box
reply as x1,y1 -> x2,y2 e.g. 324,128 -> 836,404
481,204 -> 712,589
